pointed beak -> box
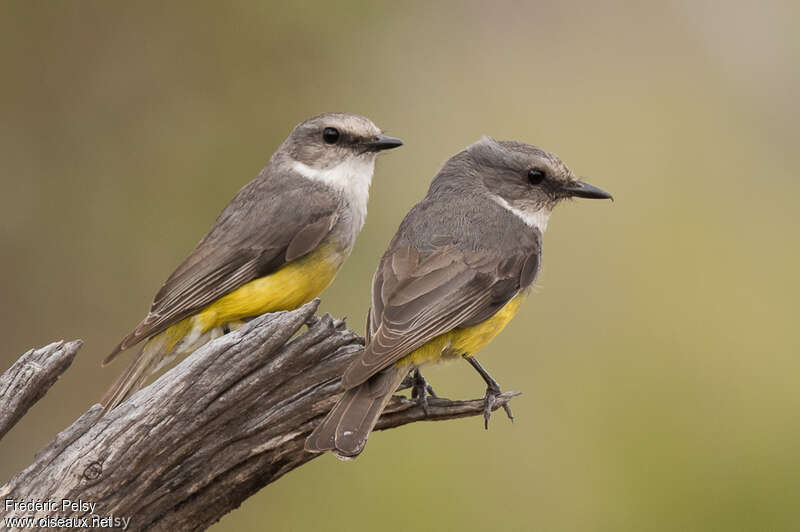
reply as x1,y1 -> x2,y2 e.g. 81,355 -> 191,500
363,134 -> 403,152
564,180 -> 613,200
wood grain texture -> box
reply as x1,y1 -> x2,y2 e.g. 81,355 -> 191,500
0,300 -> 518,531
0,339 -> 82,440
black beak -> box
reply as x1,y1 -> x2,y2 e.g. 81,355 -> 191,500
363,135 -> 403,152
564,180 -> 613,200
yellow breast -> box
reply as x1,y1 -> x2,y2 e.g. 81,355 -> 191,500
193,244 -> 344,330
398,293 -> 526,368
147,244 -> 345,360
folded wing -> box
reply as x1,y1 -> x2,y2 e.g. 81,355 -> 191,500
104,177 -> 339,363
342,243 -> 539,388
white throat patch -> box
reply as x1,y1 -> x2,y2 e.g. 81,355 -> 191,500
493,195 -> 551,233
292,156 -> 376,230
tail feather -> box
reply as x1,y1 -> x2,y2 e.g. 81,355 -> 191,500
306,365 -> 408,459
100,334 -> 170,413
100,324 -> 223,414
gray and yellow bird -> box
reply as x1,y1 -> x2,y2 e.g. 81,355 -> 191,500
101,113 -> 402,411
306,136 -> 612,458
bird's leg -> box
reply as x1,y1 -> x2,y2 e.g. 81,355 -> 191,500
411,369 -> 438,416
397,369 -> 437,416
462,354 -> 514,429
222,320 -> 246,334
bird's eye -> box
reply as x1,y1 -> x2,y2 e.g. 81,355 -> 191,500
322,127 -> 340,144
528,169 -> 546,185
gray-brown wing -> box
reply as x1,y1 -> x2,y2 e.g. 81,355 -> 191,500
104,176 -> 339,363
341,245 -> 539,389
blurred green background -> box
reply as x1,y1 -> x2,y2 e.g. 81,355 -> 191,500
1,1 -> 798,530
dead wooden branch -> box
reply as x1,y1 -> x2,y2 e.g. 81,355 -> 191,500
0,300 -> 518,531
0,339 -> 82,441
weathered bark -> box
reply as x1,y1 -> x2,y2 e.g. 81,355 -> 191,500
0,339 -> 82,440
0,300 -> 518,531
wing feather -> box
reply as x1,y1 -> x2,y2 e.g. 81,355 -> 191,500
341,244 -> 538,389
104,176 -> 339,363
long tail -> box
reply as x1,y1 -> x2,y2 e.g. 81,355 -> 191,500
100,324 -> 224,413
100,334 -> 171,413
305,365 -> 409,459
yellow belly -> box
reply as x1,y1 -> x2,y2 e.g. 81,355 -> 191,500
398,293 -> 526,368
160,244 -> 343,351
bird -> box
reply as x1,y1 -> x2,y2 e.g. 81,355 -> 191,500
100,113 -> 402,412
305,135 -> 612,458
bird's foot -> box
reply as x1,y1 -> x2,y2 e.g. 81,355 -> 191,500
398,369 -> 437,416
480,382 -> 514,430
411,369 -> 438,416
462,354 -> 514,429
222,320 -> 246,334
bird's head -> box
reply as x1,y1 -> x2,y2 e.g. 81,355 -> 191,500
464,136 -> 612,231
282,112 -> 403,171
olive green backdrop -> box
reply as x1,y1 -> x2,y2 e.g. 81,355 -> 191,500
1,1 -> 798,531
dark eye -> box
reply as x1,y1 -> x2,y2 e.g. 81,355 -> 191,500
528,169 -> 546,185
322,127 -> 340,144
